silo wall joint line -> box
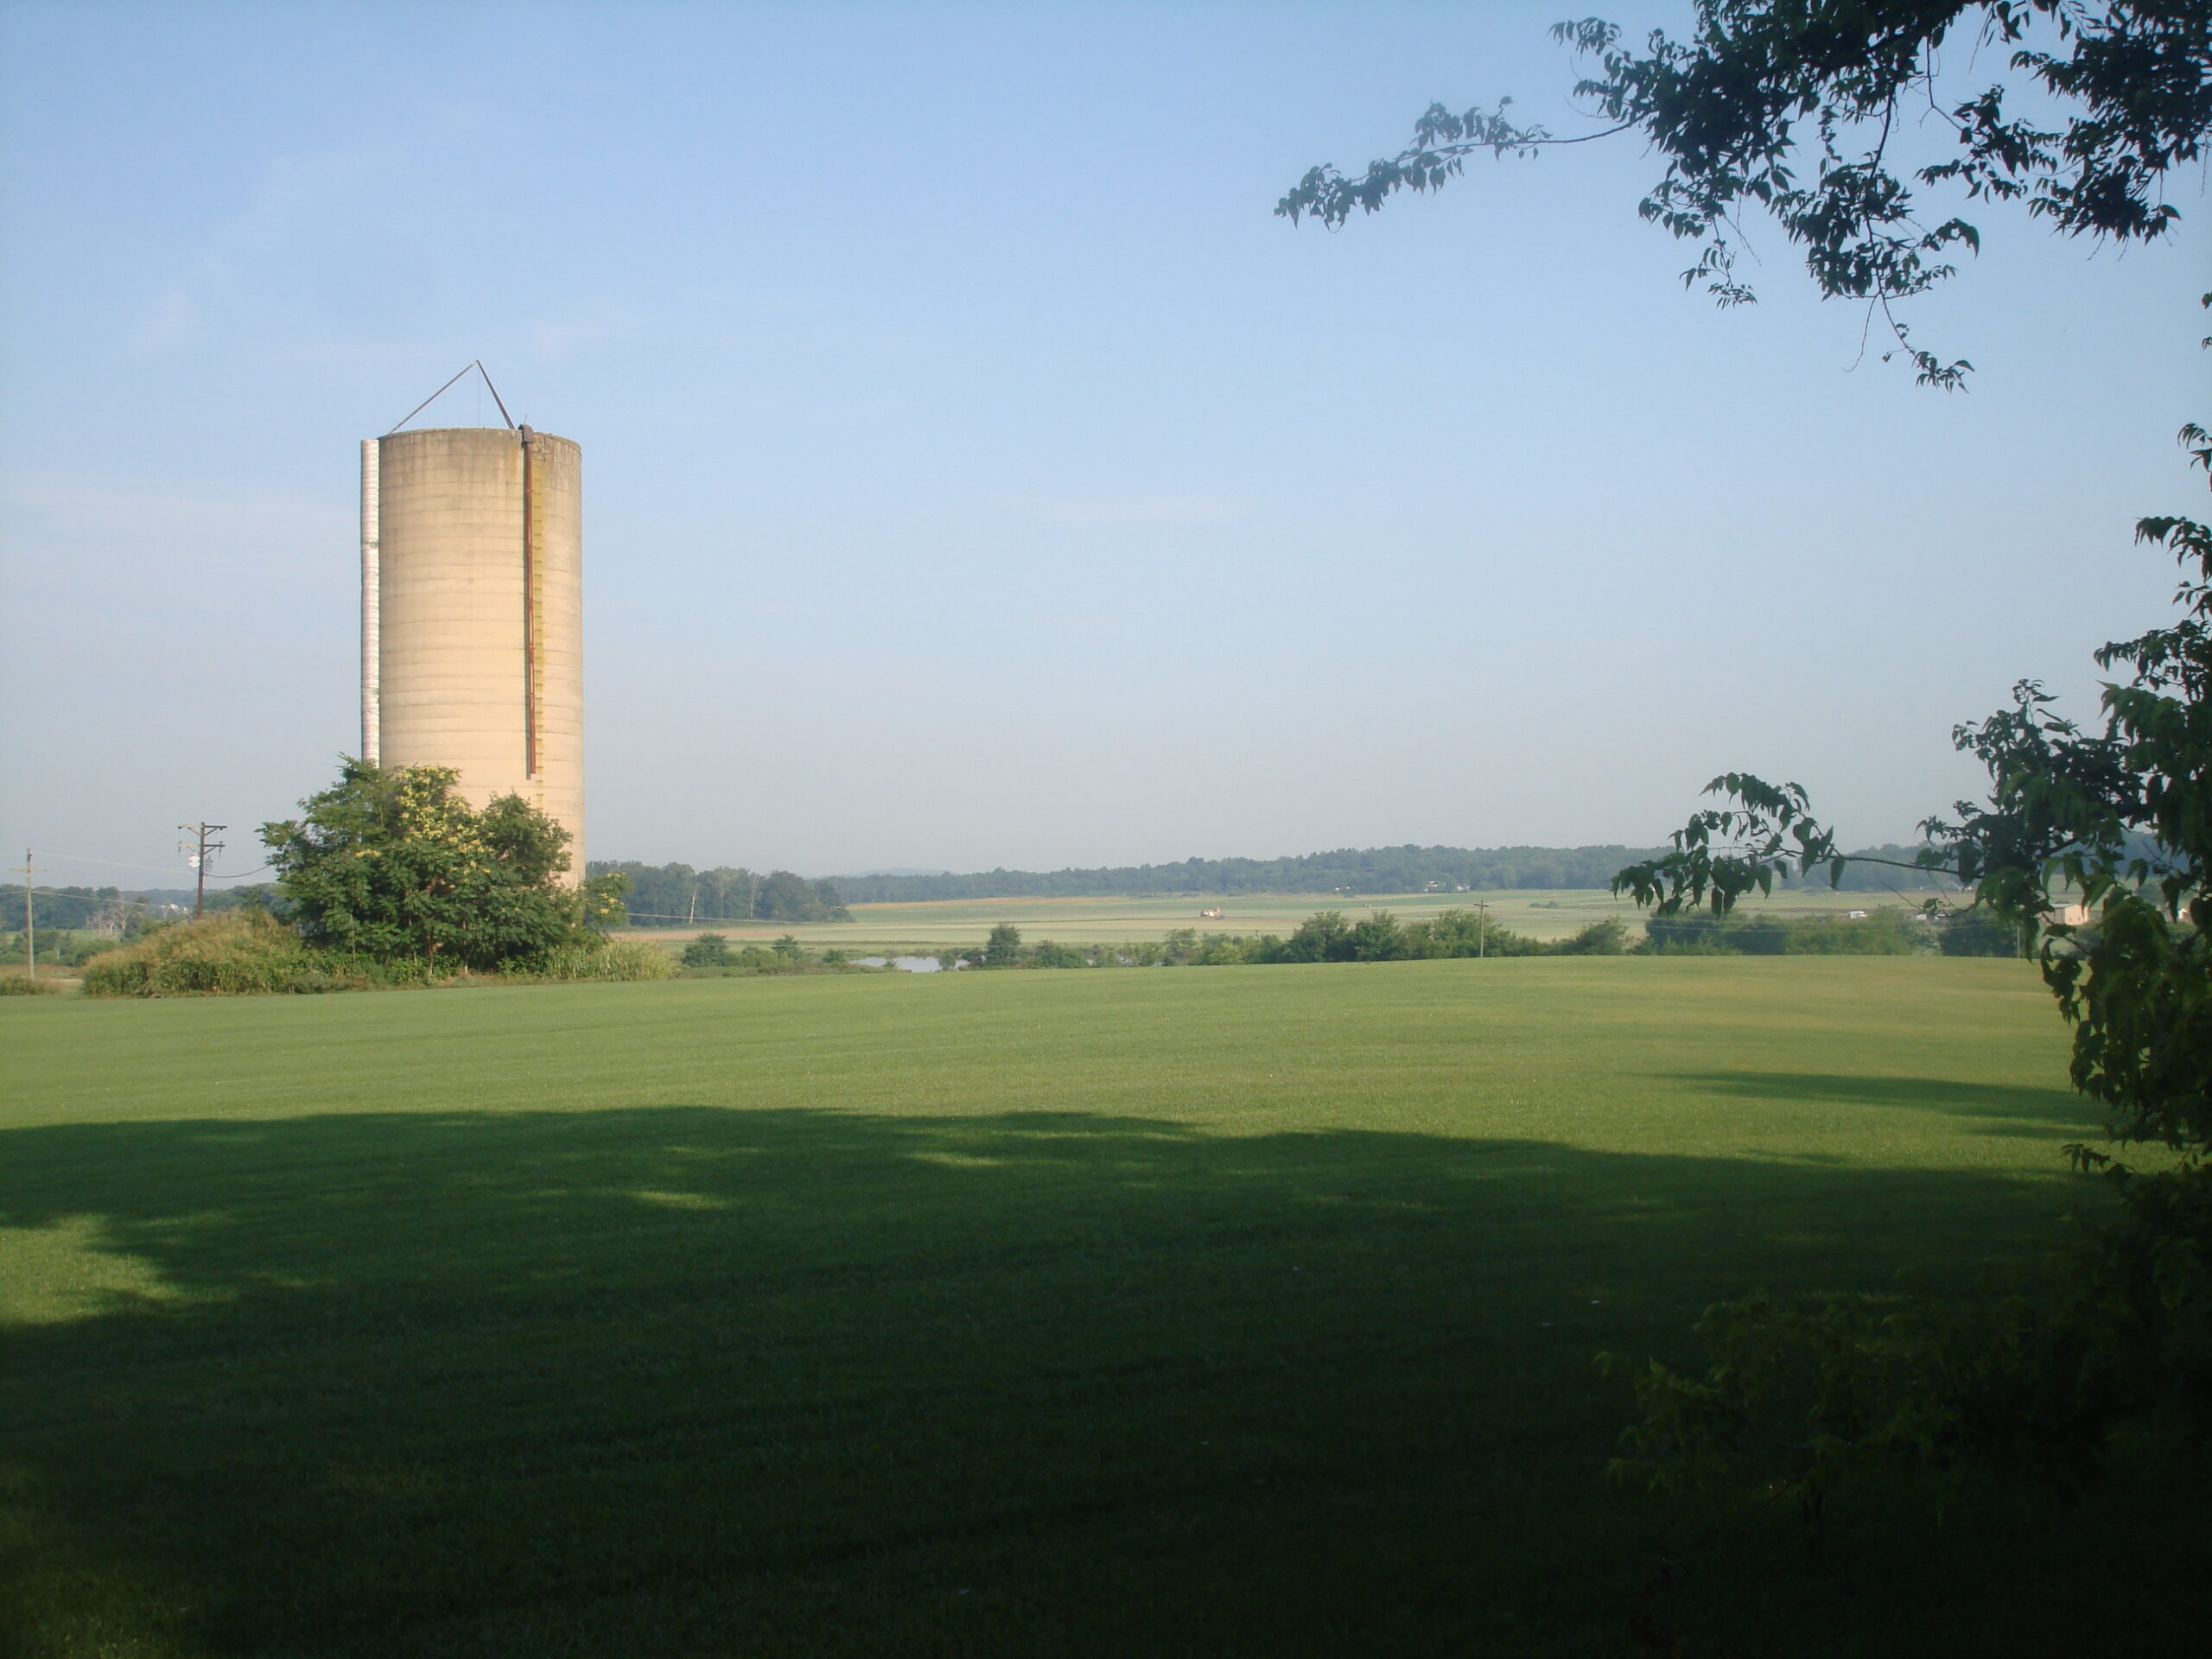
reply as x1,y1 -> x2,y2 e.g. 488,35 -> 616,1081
521,424 -> 539,780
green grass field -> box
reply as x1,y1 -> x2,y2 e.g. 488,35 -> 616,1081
3,957 -> 2202,1656
613,883 -> 1947,954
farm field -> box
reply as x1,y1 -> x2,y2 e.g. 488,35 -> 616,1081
611,883 -> 1948,954
3,957 -> 2200,1656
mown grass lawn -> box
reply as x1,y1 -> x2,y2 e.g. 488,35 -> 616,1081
2,957 -> 2202,1656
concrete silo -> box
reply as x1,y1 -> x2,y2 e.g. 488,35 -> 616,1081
358,425 -> 586,876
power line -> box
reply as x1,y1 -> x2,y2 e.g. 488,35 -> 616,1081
3,883 -> 153,902
36,850 -> 208,876
621,910 -> 770,925
5,876 -> 266,899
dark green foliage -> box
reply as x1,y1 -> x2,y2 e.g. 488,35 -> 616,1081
262,760 -> 622,972
1641,909 -> 1922,956
588,862 -> 850,926
0,933 -> 48,967
1280,3 -> 2211,386
1261,908 -> 1530,963
1407,909 -> 1474,956
681,933 -> 732,969
674,936 -> 873,978
1189,933 -> 1249,966
1277,910 -> 1352,962
1611,381 -> 2212,1507
1936,907 -> 2028,956
199,882 -> 286,917
1,885 -> 124,931
1643,914 -> 1790,955
1556,918 -> 1629,955
585,861 -> 760,925
1609,1146 -> 2212,1510
1347,912 -> 1411,961
992,908 -> 1612,969
757,870 -> 850,923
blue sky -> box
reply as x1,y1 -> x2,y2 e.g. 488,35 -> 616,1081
3,1 -> 2205,885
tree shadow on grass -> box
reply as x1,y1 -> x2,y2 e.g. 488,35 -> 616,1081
0,1106 -> 2189,1657
1665,1071 -> 2096,1139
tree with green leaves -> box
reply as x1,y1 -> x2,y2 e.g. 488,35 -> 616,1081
1277,910 -> 1355,963
262,760 -> 628,971
1283,3 -> 2212,1503
754,869 -> 852,924
982,923 -> 1023,967
681,932 -> 733,968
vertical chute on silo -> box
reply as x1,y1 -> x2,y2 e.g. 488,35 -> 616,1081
359,438 -> 380,765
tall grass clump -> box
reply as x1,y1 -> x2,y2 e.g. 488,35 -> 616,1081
0,973 -> 63,995
516,938 -> 677,982
81,913 -> 318,997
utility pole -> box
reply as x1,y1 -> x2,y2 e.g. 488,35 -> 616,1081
19,849 -> 37,977
178,823 -> 226,919
1478,898 -> 1488,959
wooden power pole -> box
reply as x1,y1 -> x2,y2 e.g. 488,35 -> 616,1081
178,823 -> 226,919
19,849 -> 36,977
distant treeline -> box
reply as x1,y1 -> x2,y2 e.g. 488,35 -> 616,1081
584,863 -> 851,927
983,911 -> 1630,967
824,846 -> 1662,903
936,904 -> 1995,968
4,884 -> 293,931
653,903 -> 2000,981
1643,908 -> 2017,957
3,884 -> 137,931
1775,843 -> 1965,893
818,842 -> 1958,903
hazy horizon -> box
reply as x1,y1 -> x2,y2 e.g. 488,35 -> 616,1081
5,2 -> 2204,894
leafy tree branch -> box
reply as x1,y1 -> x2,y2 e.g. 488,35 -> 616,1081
1280,5 -> 2211,386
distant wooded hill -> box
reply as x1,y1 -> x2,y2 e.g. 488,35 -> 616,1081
820,844 -> 1956,904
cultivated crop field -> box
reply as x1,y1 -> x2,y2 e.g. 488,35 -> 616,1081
3,957 -> 2201,1656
